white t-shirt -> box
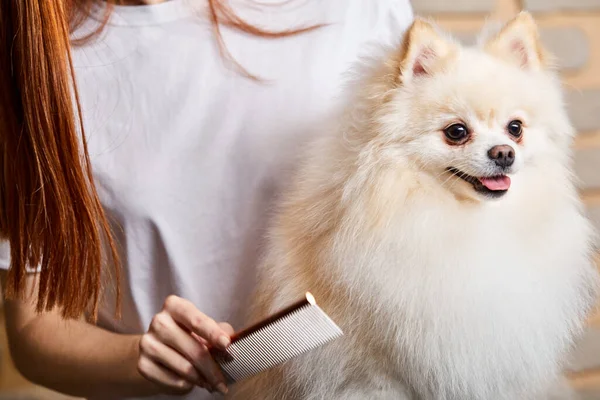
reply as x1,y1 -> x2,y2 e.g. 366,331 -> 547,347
0,0 -> 413,398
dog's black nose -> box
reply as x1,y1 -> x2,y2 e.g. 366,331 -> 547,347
488,145 -> 515,168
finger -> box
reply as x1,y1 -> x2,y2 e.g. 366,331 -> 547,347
162,295 -> 231,350
218,322 -> 235,336
191,332 -> 208,346
150,311 -> 228,393
192,323 -> 234,346
137,355 -> 194,395
140,333 -> 206,387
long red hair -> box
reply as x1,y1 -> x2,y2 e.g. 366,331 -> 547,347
0,0 -> 317,319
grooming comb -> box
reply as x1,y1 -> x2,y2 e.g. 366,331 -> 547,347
211,292 -> 343,384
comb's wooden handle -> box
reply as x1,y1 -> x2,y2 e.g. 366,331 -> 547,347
230,292 -> 316,342
209,293 -> 315,365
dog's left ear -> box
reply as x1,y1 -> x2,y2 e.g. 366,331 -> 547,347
396,19 -> 457,83
484,12 -> 548,71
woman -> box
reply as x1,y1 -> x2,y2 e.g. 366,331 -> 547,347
0,0 -> 413,398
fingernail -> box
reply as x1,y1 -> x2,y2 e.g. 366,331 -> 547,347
216,383 -> 228,394
217,335 -> 230,349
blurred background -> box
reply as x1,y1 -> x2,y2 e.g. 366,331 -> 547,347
0,0 -> 599,398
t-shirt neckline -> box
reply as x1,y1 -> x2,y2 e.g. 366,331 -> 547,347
91,0 -> 314,27
92,0 -> 195,26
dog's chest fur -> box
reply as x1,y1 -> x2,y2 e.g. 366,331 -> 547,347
310,193 -> 593,400
229,188 -> 595,400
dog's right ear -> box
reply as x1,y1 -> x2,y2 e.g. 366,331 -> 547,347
483,12 -> 548,71
395,19 -> 457,84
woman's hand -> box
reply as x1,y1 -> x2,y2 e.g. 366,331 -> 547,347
137,295 -> 234,395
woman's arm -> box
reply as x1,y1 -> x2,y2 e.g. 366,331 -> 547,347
1,272 -> 232,398
1,271 -> 161,398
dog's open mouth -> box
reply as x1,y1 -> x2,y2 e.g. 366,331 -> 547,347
447,167 -> 511,198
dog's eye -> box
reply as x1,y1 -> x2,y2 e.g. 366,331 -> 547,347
444,123 -> 469,142
507,120 -> 523,138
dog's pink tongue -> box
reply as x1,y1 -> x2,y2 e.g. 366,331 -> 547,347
479,176 -> 511,191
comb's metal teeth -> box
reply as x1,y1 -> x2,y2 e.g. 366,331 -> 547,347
214,303 -> 343,383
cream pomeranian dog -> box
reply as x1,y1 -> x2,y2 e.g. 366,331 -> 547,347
227,12 -> 599,400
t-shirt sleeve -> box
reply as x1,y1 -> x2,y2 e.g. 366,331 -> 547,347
0,240 -> 40,273
0,240 -> 10,270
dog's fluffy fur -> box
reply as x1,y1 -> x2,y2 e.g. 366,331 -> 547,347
227,13 -> 599,400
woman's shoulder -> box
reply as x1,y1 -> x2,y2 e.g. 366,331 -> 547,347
338,0 -> 414,28
329,0 -> 414,50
